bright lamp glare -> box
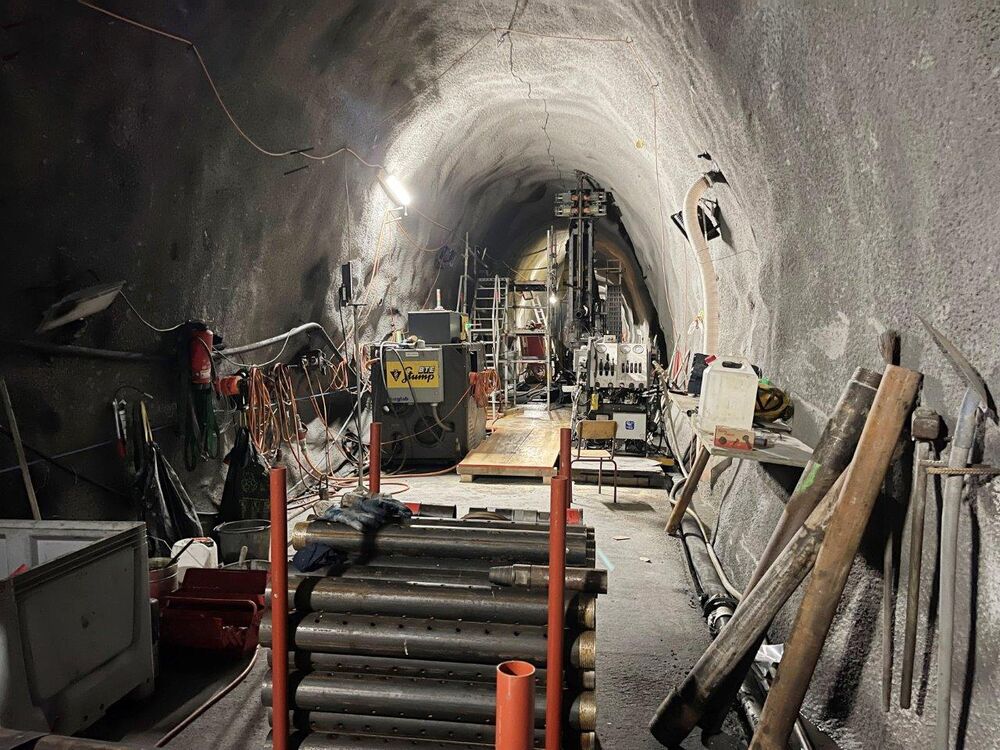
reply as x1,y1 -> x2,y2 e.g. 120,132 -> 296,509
549,294 -> 558,305
378,169 -> 412,207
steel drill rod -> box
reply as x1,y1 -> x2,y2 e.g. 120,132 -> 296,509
262,672 -> 596,730
291,521 -> 591,565
751,365 -> 921,750
899,440 -> 931,708
276,651 -> 545,683
408,517 -> 591,536
283,710 -> 546,745
262,671 -> 540,723
275,651 -> 596,689
260,612 -> 596,669
648,471 -> 847,745
490,564 -> 608,594
345,555 -> 494,572
337,564 -> 492,586
280,575 -> 596,628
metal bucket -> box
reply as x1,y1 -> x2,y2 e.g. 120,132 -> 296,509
214,519 -> 271,564
149,557 -> 179,599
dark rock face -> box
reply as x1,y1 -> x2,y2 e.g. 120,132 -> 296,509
2,2 -> 998,747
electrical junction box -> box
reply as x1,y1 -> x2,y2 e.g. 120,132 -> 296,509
407,310 -> 463,344
382,347 -> 444,403
611,407 -> 647,440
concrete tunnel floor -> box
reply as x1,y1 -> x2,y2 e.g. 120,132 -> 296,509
86,474 -> 725,750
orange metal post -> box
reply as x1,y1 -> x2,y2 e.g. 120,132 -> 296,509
560,426 -> 573,507
269,467 -> 289,750
369,421 -> 381,495
496,660 -> 537,750
545,474 -> 568,750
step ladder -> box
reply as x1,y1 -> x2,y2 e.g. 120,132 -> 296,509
470,275 -> 510,420
508,229 -> 557,411
509,281 -> 547,409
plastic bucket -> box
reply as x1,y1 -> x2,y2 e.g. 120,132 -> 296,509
214,519 -> 271,563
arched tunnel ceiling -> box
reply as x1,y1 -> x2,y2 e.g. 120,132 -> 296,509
7,0 -> 997,386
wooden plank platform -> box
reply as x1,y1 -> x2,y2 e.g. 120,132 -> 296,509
457,407 -> 568,483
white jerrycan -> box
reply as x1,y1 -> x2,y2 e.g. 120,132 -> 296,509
698,357 -> 759,433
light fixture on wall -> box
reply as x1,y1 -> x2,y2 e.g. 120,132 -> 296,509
377,169 -> 412,208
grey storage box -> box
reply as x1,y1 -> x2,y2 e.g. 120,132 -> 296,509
0,521 -> 153,733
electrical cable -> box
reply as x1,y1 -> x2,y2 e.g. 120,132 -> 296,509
75,0 -> 463,248
4,339 -> 165,362
0,425 -> 131,499
154,646 -> 260,747
119,290 -> 186,333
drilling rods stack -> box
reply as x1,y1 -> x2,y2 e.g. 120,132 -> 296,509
290,520 -> 596,565
264,513 -> 606,749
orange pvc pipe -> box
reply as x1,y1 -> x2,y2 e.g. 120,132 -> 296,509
496,660 -> 536,750
369,421 -> 381,495
269,467 -> 289,750
545,474 -> 568,750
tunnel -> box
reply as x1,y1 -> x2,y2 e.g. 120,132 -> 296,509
1,2 -> 998,749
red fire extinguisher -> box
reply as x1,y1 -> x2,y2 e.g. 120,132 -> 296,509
184,324 -> 220,470
190,327 -> 214,387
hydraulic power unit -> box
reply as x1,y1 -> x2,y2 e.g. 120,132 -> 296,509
372,343 -> 487,468
407,310 -> 464,344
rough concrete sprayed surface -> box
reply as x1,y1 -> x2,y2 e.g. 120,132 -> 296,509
2,1 -> 999,748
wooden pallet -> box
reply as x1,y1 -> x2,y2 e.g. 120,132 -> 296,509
571,455 -> 671,488
457,407 -> 567,483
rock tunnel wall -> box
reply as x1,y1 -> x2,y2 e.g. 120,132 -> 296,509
1,1 -> 999,748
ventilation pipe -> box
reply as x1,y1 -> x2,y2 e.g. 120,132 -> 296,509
682,175 -> 720,355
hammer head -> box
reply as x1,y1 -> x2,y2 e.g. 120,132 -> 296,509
917,316 -> 997,423
911,407 -> 942,441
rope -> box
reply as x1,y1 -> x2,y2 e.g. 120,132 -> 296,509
923,464 -> 1000,477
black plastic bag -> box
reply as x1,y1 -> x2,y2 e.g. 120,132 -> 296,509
134,442 -> 203,548
219,427 -> 271,523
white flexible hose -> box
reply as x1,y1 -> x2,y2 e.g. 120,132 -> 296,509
682,175 -> 720,355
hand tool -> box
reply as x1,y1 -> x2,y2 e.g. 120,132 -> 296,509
667,368 -> 881,741
899,406 -> 940,708
918,317 -> 994,749
750,365 -> 921,749
665,444 -> 710,533
878,330 -> 901,713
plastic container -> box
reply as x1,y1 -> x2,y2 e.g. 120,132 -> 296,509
0,520 -> 154,734
170,537 -> 218,582
698,357 -> 759,433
